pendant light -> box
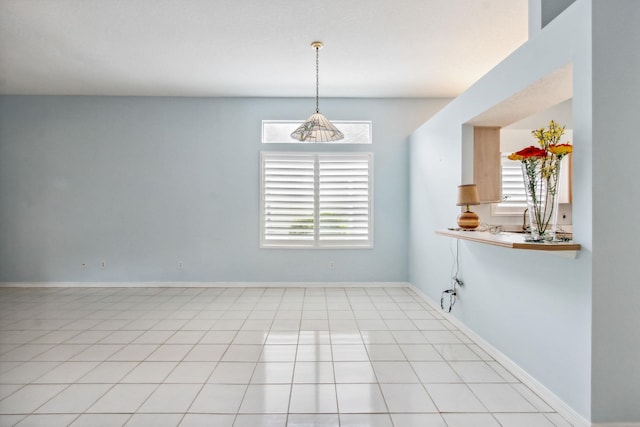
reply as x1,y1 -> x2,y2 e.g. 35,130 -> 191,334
291,41 -> 344,142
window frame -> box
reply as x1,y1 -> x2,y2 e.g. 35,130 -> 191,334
260,151 -> 374,249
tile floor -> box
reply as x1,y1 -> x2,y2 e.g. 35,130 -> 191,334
0,286 -> 572,426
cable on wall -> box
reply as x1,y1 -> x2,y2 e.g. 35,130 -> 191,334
441,238 -> 463,312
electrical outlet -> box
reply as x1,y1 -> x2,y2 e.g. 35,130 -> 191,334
178,261 -> 184,269
100,260 -> 106,269
557,204 -> 572,225
329,261 -> 335,269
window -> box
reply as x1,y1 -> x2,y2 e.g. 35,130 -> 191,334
260,152 -> 373,248
492,153 -> 570,216
262,120 -> 372,144
491,154 -> 529,216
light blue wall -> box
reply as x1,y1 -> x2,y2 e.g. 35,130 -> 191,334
0,96 -> 448,283
591,0 -> 640,422
410,0 -> 640,423
410,0 -> 593,421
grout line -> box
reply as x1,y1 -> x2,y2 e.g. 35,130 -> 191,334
0,286 -> 582,426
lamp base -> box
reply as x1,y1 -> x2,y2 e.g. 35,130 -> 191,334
457,210 -> 480,230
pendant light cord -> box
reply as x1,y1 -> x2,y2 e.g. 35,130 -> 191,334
289,41 -> 343,142
315,45 -> 320,113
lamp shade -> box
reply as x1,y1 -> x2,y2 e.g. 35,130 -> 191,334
456,184 -> 480,206
290,112 -> 344,142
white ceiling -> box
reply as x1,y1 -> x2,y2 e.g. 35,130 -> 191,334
0,0 -> 529,98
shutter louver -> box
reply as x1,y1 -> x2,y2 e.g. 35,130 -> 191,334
318,157 -> 371,244
263,156 -> 315,244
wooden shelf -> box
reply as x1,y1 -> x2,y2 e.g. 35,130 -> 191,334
436,229 -> 581,252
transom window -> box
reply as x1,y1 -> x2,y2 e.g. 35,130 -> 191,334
262,120 -> 372,144
260,152 -> 373,248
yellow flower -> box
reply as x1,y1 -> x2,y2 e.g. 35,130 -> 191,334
549,143 -> 573,155
532,120 -> 566,148
508,153 -> 523,161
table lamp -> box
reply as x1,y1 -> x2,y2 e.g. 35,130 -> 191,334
457,184 -> 480,230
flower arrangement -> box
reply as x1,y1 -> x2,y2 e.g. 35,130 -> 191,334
508,120 -> 573,240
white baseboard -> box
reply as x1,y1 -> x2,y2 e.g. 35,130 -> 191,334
410,284 -> 591,427
0,281 -> 411,288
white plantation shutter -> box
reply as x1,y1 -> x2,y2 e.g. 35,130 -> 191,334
492,154 -> 528,215
319,156 -> 371,245
261,152 -> 373,248
262,155 -> 316,245
503,159 -> 525,200
492,153 -> 555,216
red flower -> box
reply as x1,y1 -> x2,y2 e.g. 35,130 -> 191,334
515,146 -> 547,158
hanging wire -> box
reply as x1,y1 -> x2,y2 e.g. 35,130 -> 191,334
450,237 -> 460,282
441,238 -> 463,313
441,288 -> 457,313
315,44 -> 320,113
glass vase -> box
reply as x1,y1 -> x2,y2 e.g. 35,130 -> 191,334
521,159 -> 561,241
